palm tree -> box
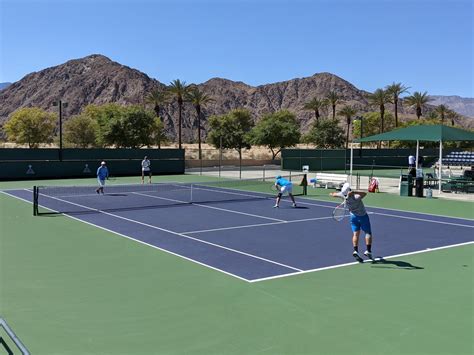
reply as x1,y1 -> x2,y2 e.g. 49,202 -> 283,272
326,91 -> 340,120
435,105 -> 449,124
368,88 -> 391,134
145,88 -> 169,119
186,86 -> 214,160
338,105 -> 357,149
303,97 -> 326,122
446,109 -> 459,126
404,91 -> 431,119
385,82 -> 410,127
168,79 -> 190,149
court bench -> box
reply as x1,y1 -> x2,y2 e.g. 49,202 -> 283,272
309,173 -> 348,189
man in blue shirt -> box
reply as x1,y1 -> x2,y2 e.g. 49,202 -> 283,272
96,161 -> 109,194
274,175 -> 297,208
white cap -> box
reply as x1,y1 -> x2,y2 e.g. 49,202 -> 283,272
101,161 -> 106,165
341,182 -> 351,196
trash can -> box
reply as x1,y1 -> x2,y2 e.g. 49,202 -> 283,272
400,174 -> 413,196
415,177 -> 424,197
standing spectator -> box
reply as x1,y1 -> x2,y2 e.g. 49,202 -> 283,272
96,161 -> 109,194
408,155 -> 416,177
141,156 -> 152,184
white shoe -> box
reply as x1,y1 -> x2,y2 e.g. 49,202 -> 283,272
353,251 -> 363,262
292,203 -> 297,208
273,204 -> 279,208
364,251 -> 373,259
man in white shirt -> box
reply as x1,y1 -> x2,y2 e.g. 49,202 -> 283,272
141,156 -> 152,184
408,155 -> 416,177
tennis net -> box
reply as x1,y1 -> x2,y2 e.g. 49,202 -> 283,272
33,173 -> 307,215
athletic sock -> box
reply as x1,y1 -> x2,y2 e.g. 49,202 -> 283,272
367,245 -> 372,252
353,246 -> 358,252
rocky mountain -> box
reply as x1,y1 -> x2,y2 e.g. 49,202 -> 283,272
1,55 -> 472,142
428,95 -> 474,118
0,54 -> 163,121
0,82 -> 11,91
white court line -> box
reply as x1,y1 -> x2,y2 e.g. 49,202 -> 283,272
372,212 -> 474,228
291,194 -> 474,221
3,189 -> 472,282
132,192 -> 285,222
31,191 -> 303,273
249,241 -> 474,283
0,190 -> 250,282
183,215 -> 338,234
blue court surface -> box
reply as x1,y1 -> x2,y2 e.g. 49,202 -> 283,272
4,185 -> 474,282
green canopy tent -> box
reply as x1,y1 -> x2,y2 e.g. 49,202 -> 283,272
352,125 -> 474,193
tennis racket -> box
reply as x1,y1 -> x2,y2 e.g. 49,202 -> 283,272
332,201 -> 347,221
271,184 -> 281,192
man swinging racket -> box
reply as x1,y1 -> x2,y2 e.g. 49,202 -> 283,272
330,183 -> 373,262
273,175 -> 297,208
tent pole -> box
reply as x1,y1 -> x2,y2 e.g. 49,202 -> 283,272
350,144 -> 354,186
415,140 -> 419,169
439,140 -> 442,193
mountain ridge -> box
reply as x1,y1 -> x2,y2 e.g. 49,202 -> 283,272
0,54 -> 472,141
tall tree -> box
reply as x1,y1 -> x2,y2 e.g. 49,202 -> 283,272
168,79 -> 190,149
303,97 -> 326,122
186,86 -> 214,160
4,107 -> 56,148
446,109 -> 459,126
368,88 -> 391,134
338,105 -> 357,149
326,90 -> 340,120
249,110 -> 301,159
83,103 -> 124,147
63,114 -> 98,148
386,82 -> 410,127
303,120 -> 345,148
207,109 -> 254,177
145,88 -> 169,119
435,105 -> 449,124
404,91 -> 431,119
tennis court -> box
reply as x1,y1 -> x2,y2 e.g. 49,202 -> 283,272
4,176 -> 473,282
1,174 -> 473,354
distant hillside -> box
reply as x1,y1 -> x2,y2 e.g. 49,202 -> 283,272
0,82 -> 11,91
429,95 -> 474,118
0,55 -> 472,141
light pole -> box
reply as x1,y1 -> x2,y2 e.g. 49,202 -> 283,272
53,100 -> 68,161
354,116 -> 364,156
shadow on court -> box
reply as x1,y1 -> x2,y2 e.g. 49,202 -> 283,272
370,257 -> 424,270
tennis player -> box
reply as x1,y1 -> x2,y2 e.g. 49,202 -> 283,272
96,161 -> 109,194
330,183 -> 373,261
141,156 -> 152,184
273,175 -> 297,208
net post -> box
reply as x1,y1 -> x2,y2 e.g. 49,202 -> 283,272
302,173 -> 308,195
33,186 -> 38,216
190,183 -> 193,203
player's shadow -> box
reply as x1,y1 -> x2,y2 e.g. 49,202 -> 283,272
370,257 -> 424,270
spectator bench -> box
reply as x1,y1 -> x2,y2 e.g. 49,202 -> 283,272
309,173 -> 348,189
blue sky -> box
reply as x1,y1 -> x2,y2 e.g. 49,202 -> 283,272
0,0 -> 472,96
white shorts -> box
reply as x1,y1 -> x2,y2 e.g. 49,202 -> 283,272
97,178 -> 105,187
280,185 -> 293,194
